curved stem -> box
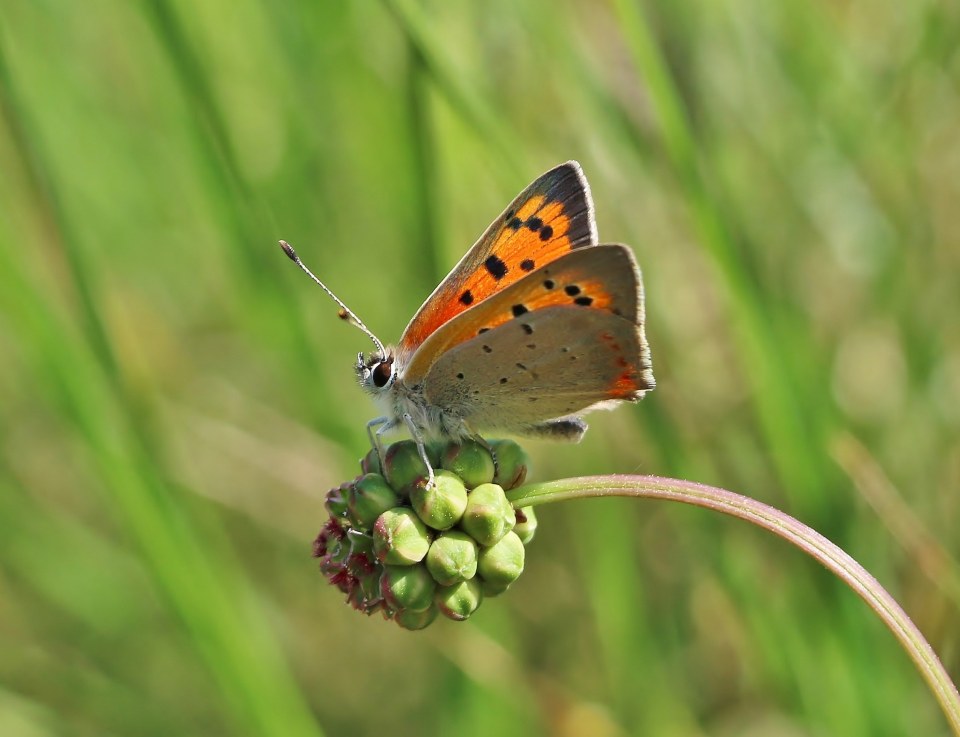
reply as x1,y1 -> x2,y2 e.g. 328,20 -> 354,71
507,475 -> 960,735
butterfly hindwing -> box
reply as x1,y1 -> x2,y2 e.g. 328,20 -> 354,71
402,243 -> 644,384
422,303 -> 653,434
398,162 -> 597,353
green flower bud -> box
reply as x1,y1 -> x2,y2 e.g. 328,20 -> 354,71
395,604 -> 439,631
477,531 -> 525,587
435,578 -> 483,621
426,530 -> 478,586
345,529 -> 377,574
314,519 -> 350,576
319,553 -> 349,581
348,473 -> 400,530
441,440 -> 495,489
489,439 -> 531,490
425,440 -> 447,465
324,480 -> 353,520
350,567 -> 384,613
373,507 -> 431,565
360,448 -> 382,476
479,578 -> 511,598
380,564 -> 437,612
410,470 -> 468,531
380,565 -> 437,612
460,483 -> 516,547
383,441 -> 432,495
512,506 -> 538,545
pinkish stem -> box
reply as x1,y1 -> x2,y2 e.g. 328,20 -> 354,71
508,474 -> 960,734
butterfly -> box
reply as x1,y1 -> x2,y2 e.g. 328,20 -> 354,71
280,161 -> 654,484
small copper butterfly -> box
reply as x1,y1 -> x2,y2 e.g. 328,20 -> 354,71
281,161 -> 654,484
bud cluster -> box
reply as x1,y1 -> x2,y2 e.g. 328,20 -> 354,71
313,438 -> 538,629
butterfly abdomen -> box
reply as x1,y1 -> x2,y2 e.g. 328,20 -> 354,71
520,418 -> 588,442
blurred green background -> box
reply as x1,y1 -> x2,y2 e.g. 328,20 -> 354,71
1,0 -> 958,734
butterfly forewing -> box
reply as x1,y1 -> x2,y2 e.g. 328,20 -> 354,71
423,305 -> 653,432
403,244 -> 643,383
398,162 -> 597,353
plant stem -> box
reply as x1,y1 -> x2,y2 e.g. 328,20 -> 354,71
507,475 -> 960,735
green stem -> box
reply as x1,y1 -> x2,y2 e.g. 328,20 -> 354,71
507,475 -> 960,734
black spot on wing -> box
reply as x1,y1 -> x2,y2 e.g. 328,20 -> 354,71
514,361 -> 540,379
485,255 -> 508,280
543,279 -> 555,290
574,296 -> 593,306
526,217 -> 542,232
459,289 -> 474,305
511,304 -> 528,317
539,225 -> 553,241
565,284 -> 581,296
521,323 -> 533,335
520,259 -> 535,271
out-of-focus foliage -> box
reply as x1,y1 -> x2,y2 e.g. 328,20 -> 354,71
1,0 -> 958,735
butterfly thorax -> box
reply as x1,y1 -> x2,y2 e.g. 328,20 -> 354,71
356,347 -> 470,440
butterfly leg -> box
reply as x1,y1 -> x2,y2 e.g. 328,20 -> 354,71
402,412 -> 436,489
366,415 -> 391,469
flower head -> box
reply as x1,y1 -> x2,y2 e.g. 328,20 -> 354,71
312,438 -> 534,628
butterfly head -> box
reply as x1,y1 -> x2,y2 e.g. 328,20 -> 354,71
356,350 -> 396,394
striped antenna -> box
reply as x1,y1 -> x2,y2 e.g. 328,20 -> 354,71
278,240 -> 386,357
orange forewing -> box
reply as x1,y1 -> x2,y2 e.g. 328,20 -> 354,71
403,244 -> 643,385
398,162 -> 596,353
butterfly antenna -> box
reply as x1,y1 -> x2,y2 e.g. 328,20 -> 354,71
279,240 -> 387,356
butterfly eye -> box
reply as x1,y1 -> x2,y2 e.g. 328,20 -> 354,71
372,358 -> 394,388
